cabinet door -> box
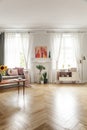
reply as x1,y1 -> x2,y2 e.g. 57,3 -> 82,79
72,72 -> 79,81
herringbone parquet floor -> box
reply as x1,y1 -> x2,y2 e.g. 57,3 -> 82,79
0,83 -> 87,130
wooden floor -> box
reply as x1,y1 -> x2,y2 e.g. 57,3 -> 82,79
0,83 -> 87,130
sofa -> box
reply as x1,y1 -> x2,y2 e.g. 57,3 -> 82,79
3,67 -> 25,79
0,67 -> 25,88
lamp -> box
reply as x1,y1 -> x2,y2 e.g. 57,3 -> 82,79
82,56 -> 86,60
80,56 -> 86,64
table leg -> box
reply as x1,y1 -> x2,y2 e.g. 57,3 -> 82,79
23,81 -> 25,95
18,82 -> 20,95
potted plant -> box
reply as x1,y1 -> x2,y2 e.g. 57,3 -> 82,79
43,72 -> 48,84
36,65 -> 45,73
36,65 -> 45,83
40,75 -> 44,84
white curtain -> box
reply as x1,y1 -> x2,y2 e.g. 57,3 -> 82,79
20,33 -> 30,69
58,34 -> 77,70
51,32 -> 82,83
50,33 -> 62,83
72,33 -> 83,83
4,32 -> 30,69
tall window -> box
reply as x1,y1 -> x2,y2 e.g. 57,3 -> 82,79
53,34 -> 77,70
58,34 -> 76,69
4,33 -> 30,68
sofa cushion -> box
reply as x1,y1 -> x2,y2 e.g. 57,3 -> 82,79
7,68 -> 18,76
15,67 -> 24,75
3,75 -> 19,79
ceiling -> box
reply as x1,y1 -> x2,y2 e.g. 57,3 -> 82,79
0,0 -> 87,30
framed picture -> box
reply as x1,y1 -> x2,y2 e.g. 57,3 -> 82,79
35,46 -> 41,58
41,46 -> 47,58
35,46 -> 47,58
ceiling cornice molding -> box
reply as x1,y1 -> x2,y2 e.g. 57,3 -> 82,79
1,27 -> 87,33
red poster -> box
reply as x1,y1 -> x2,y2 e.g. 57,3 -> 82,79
35,46 -> 47,58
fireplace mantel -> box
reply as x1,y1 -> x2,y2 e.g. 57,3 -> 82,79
31,58 -> 52,83
32,58 -> 52,63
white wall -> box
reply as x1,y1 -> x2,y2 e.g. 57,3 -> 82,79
30,32 -> 52,83
31,32 -> 51,59
30,31 -> 87,83
81,34 -> 87,82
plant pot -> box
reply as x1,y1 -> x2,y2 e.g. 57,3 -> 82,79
44,78 -> 48,84
41,80 -> 44,84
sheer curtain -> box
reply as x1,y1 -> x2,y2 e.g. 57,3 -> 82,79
72,33 -> 83,82
51,33 -> 81,83
58,33 -> 77,69
4,32 -> 30,68
51,33 -> 62,83
20,33 -> 30,69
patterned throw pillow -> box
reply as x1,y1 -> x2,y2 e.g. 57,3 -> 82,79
15,67 -> 24,75
7,68 -> 18,76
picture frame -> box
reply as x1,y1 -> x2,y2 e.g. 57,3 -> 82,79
35,46 -> 41,58
35,46 -> 47,58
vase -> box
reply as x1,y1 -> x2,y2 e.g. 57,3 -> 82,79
0,73 -> 2,82
49,51 -> 51,58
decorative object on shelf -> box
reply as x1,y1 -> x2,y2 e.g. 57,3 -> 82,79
68,64 -> 71,71
62,64 -> 64,69
82,56 -> 86,60
49,51 -> 51,58
43,72 -> 48,84
68,64 -> 70,68
36,65 -> 45,83
35,46 -> 47,58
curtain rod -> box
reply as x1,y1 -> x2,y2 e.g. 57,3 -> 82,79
46,31 -> 87,33
3,31 -> 87,34
1,29 -> 87,34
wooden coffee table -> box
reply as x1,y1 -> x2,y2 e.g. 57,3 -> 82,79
0,79 -> 26,95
